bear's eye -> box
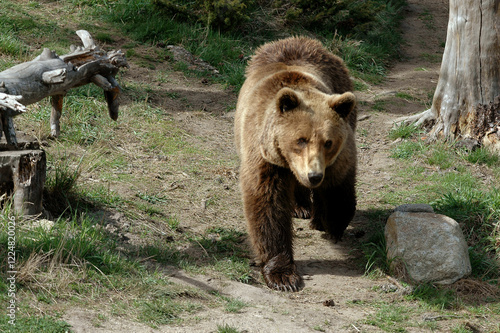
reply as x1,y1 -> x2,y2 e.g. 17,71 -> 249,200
324,140 -> 333,149
297,138 -> 308,146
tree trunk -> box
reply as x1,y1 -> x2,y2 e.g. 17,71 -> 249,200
404,0 -> 500,153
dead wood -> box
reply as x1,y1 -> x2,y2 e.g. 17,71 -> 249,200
0,30 -> 128,147
0,149 -> 46,216
395,0 -> 500,154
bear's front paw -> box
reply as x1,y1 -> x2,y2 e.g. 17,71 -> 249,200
262,253 -> 303,292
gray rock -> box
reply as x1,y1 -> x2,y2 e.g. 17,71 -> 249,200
385,211 -> 471,284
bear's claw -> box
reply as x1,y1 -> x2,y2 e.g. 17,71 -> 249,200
262,253 -> 303,292
293,206 -> 311,219
264,270 -> 302,292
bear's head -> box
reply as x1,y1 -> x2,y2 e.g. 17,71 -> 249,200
260,87 -> 356,188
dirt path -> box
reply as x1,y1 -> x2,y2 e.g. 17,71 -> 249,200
63,1 -> 451,332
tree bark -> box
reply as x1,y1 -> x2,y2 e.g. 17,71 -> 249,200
0,149 -> 46,216
0,30 -> 128,146
402,0 -> 500,153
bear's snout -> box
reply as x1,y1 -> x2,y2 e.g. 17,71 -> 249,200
307,171 -> 324,186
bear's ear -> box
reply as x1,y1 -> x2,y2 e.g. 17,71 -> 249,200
328,92 -> 356,118
276,88 -> 300,113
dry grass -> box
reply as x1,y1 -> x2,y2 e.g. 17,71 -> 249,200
450,278 -> 500,302
17,248 -> 87,296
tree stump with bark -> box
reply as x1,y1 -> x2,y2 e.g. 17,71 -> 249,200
0,146 -> 46,216
398,0 -> 500,154
0,29 -> 128,146
1,132 -> 45,216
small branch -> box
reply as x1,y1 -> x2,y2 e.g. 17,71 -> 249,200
76,30 -> 97,49
0,93 -> 26,115
91,74 -> 113,91
423,314 -> 461,321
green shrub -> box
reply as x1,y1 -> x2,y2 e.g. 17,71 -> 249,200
275,0 -> 406,57
203,0 -> 253,30
154,0 -> 254,31
96,0 -> 408,88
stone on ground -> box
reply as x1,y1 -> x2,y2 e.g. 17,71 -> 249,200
385,204 -> 471,284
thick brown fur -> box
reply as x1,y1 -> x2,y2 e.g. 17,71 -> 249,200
234,37 -> 357,292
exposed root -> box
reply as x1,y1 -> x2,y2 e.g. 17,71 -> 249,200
392,108 -> 435,127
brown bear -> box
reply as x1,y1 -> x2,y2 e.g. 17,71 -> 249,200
234,37 -> 357,292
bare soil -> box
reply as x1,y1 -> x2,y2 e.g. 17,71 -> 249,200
57,1 -> 496,332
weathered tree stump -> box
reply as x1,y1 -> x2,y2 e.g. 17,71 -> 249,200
0,134 -> 46,216
397,0 -> 500,154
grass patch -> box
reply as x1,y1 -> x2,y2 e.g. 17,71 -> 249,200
390,140 -> 426,159
95,32 -> 114,44
426,144 -> 456,169
362,225 -> 390,277
371,99 -> 388,112
365,303 -> 412,332
419,52 -> 442,63
185,227 -> 253,283
137,297 -> 199,327
103,1 -> 248,90
418,9 -> 435,30
224,297 -> 247,313
217,324 -> 242,333
405,283 -> 458,310
0,315 -> 72,333
389,123 -> 423,140
462,147 -> 500,166
43,151 -> 87,216
0,32 -> 29,57
0,1 -> 68,52
451,323 -> 476,333
129,226 -> 252,283
0,202 -> 231,329
211,292 -> 248,313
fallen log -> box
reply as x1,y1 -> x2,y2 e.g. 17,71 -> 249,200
0,30 -> 128,146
